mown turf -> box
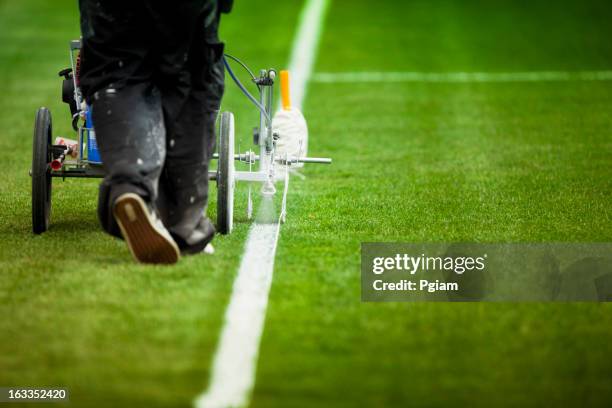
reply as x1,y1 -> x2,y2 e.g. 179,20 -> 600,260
0,0 -> 302,406
1,0 -> 612,407
251,0 -> 612,407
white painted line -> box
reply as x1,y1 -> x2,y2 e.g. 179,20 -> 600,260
311,70 -> 612,83
194,1 -> 329,407
281,0 -> 330,110
194,222 -> 280,408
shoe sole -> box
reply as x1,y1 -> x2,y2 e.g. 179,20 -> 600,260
113,193 -> 180,264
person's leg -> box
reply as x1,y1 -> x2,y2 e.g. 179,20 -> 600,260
93,83 -> 166,238
79,0 -> 180,263
158,107 -> 217,254
79,0 -> 162,237
155,4 -> 225,254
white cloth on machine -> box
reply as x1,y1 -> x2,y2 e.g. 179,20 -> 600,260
272,108 -> 308,168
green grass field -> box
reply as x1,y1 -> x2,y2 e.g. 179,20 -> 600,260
1,0 -> 612,407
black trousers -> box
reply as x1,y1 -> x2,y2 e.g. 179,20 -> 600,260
78,0 -> 228,253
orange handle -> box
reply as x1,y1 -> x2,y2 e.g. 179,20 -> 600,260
280,70 -> 291,110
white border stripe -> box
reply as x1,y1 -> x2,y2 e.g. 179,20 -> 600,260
311,70 -> 612,83
194,1 -> 329,407
283,0 -> 330,110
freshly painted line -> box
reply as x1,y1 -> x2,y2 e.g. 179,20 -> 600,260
194,1 -> 329,407
194,222 -> 280,408
311,70 -> 612,83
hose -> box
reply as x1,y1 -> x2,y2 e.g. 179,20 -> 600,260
223,55 -> 271,123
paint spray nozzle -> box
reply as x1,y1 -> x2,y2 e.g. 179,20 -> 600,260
261,179 -> 276,196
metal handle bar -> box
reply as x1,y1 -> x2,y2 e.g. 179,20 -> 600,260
212,153 -> 331,164
294,157 -> 332,164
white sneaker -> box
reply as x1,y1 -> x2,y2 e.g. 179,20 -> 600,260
113,193 -> 180,264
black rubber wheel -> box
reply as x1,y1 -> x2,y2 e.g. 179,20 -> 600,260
217,111 -> 235,234
32,107 -> 52,234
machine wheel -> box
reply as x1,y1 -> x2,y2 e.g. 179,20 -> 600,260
217,111 -> 235,234
32,107 -> 53,234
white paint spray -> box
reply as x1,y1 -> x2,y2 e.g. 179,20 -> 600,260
194,1 -> 329,407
